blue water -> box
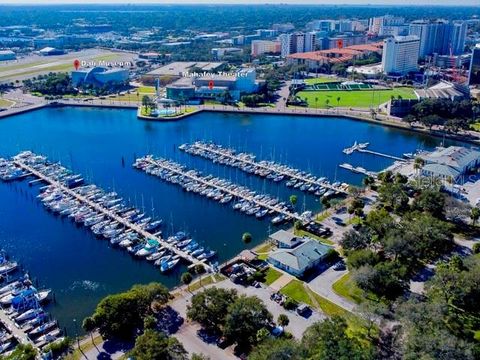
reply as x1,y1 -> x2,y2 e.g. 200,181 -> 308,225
0,107 -> 461,334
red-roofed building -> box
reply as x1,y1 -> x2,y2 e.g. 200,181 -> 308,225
286,42 -> 383,70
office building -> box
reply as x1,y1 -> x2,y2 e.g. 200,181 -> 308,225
382,36 -> 420,75
71,67 -> 129,86
272,23 -> 295,33
279,32 -> 316,57
251,40 -> 281,57
0,50 -> 16,61
469,44 -> 480,86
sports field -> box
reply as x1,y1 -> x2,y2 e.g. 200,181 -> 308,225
297,87 -> 416,109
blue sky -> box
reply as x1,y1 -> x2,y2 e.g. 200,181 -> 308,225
3,0 -> 480,5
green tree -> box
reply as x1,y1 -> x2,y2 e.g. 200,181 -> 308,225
277,314 -> 289,327
1,344 -> 36,360
249,338 -> 305,360
187,287 -> 238,332
242,232 -> 252,244
470,207 -> 480,226
289,194 -> 297,206
87,283 -> 170,340
340,228 -> 372,251
365,208 -> 395,240
82,316 -> 96,344
347,249 -> 381,269
223,295 -> 273,348
413,189 -> 446,219
181,272 -> 193,290
302,316 -> 376,360
128,329 -> 187,360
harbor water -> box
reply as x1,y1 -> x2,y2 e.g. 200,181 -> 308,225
0,107 -> 462,334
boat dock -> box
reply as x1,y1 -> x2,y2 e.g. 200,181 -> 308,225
12,159 -> 210,272
343,142 -> 406,162
339,163 -> 377,177
179,141 -> 348,195
137,156 -> 305,223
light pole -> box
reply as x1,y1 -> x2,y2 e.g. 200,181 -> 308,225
73,318 -> 80,349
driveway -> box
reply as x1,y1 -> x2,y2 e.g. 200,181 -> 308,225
307,268 -> 356,312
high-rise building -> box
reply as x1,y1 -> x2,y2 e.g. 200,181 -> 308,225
469,44 -> 480,86
369,15 -> 405,36
409,20 -> 467,58
450,22 -> 468,55
382,35 -> 420,75
279,32 -> 316,57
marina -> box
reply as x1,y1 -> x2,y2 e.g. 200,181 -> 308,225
134,156 -> 311,224
0,106 -> 462,333
179,141 -> 349,197
2,151 -> 213,273
0,251 -> 61,356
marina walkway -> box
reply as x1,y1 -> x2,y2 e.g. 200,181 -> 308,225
180,142 -> 348,195
142,157 -> 304,222
13,160 -> 210,272
0,309 -> 35,348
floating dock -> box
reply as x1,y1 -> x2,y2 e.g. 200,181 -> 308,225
12,157 -> 210,272
179,141 -> 349,195
342,142 -> 406,162
135,156 -> 306,223
339,163 -> 377,177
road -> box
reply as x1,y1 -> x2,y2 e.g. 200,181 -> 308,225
307,267 -> 356,312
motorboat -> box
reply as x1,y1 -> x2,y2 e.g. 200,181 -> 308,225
160,258 -> 180,273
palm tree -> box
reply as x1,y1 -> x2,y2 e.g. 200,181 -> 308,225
336,96 -> 341,107
471,207 -> 480,226
314,97 -> 318,108
289,194 -> 297,207
325,99 -> 330,108
82,317 -> 96,345
277,314 -> 289,327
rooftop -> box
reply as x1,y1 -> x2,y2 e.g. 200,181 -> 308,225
421,146 -> 480,172
147,61 -> 225,76
268,239 -> 331,273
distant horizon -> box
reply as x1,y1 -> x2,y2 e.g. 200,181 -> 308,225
1,0 -> 479,6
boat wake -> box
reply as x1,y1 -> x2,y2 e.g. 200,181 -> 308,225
69,280 -> 102,292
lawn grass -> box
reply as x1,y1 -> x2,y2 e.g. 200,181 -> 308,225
297,87 -> 416,109
64,334 -> 104,360
315,210 -> 331,222
304,77 -> 340,84
254,242 -> 274,254
188,273 -> 225,293
0,98 -> 14,107
136,86 -> 156,93
264,267 -> 283,285
470,122 -> 480,132
280,279 -> 311,305
332,273 -> 364,304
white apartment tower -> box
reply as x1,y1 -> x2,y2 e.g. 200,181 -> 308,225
382,35 -> 420,75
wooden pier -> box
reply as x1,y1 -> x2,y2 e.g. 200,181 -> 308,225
356,148 -> 406,162
141,157 -> 305,222
181,142 -> 348,195
13,160 -> 210,272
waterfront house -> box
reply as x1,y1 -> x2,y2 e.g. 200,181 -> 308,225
420,146 -> 480,182
267,238 -> 331,277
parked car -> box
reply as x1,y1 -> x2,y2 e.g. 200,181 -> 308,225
333,261 -> 346,271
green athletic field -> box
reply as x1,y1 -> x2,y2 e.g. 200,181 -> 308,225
297,87 -> 417,109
